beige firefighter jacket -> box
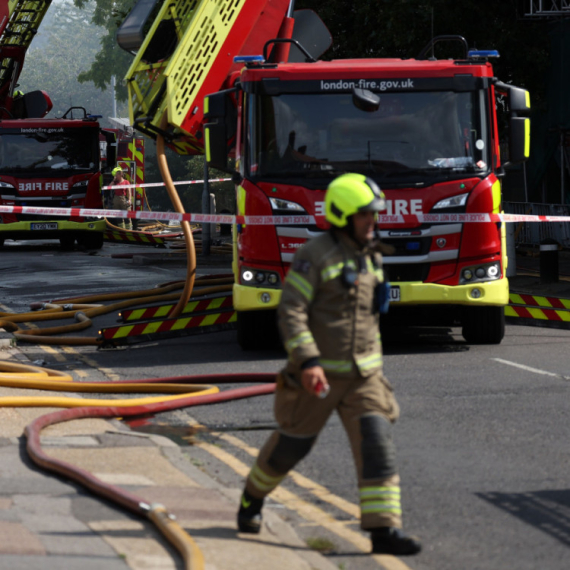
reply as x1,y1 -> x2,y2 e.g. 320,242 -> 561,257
278,229 -> 385,380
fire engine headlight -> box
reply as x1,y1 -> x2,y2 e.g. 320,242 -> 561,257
241,267 -> 281,288
72,180 -> 89,189
460,262 -> 501,284
487,264 -> 499,277
269,197 -> 307,213
432,193 -> 468,210
0,181 -> 15,189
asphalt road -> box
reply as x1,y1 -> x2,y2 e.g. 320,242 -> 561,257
1,238 -> 569,570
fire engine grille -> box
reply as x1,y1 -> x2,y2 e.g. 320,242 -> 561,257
384,263 -> 430,283
382,237 -> 432,257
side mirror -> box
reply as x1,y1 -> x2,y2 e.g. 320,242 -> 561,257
508,117 -> 530,165
507,86 -> 530,114
495,81 -> 530,115
352,88 -> 380,112
203,89 -> 237,173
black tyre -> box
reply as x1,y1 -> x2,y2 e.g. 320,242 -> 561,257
78,232 -> 104,250
59,235 -> 75,250
0,237 -> 4,247
236,309 -> 280,350
462,306 -> 505,344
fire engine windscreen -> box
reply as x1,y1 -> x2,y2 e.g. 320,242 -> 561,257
0,127 -> 100,174
248,90 -> 489,182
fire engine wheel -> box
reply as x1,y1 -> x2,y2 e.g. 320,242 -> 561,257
461,306 -> 505,345
236,309 -> 280,351
78,232 -> 104,250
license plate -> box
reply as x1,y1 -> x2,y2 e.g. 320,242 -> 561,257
30,223 -> 58,230
390,285 -> 400,302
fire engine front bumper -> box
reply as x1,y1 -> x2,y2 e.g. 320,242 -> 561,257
233,278 -> 508,313
233,283 -> 282,311
390,278 -> 509,306
0,219 -> 105,238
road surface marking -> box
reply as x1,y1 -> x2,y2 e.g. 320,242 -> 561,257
218,432 -> 360,518
196,434 -> 413,570
492,358 -> 568,380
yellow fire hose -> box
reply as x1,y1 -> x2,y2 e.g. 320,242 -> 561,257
3,361 -> 275,570
0,360 -> 216,569
0,278 -> 233,345
0,107 -> 234,567
0,360 -> 218,407
157,111 -> 196,318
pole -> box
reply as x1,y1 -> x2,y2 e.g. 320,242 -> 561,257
111,76 -> 117,118
287,0 -> 295,17
201,156 -> 211,256
523,161 -> 528,203
561,130 -> 564,204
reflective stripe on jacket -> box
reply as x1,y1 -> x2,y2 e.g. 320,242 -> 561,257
278,230 -> 384,379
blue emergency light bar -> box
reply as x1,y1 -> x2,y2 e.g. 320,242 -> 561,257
468,49 -> 500,59
234,55 -> 265,64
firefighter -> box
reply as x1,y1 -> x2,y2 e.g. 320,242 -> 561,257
237,173 -> 421,556
111,166 -> 132,230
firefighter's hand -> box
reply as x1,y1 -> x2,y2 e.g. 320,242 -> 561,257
301,366 -> 329,397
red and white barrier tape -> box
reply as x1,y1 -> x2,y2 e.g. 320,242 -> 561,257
0,205 -> 569,225
102,178 -> 231,190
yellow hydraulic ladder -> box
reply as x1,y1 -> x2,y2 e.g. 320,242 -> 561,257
0,0 -> 52,90
124,0 -> 290,155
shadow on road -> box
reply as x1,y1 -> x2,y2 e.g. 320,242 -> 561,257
382,325 -> 470,355
477,490 -> 570,547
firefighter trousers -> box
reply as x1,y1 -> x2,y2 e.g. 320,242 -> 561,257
112,195 -> 132,230
245,371 -> 403,529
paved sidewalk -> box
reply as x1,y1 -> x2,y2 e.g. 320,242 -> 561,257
0,349 -> 336,570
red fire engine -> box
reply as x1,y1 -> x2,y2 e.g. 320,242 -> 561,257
0,0 -> 117,249
120,1 -> 530,348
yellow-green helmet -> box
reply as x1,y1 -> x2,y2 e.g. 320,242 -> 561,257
325,173 -> 386,228
111,166 -> 124,176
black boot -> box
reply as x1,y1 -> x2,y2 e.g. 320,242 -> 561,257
237,490 -> 264,534
371,527 -> 422,555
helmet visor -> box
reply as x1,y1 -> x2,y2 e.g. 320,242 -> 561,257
359,197 -> 386,213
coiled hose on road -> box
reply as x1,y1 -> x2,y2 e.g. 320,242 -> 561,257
0,274 -> 233,345
0,121 -> 266,568
0,360 -> 276,570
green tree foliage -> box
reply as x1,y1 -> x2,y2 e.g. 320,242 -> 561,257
18,0 -> 127,119
73,0 -> 135,100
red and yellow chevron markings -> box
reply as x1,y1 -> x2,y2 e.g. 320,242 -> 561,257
506,293 -> 570,322
121,294 -> 233,322
104,228 -> 166,246
99,294 -> 236,346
